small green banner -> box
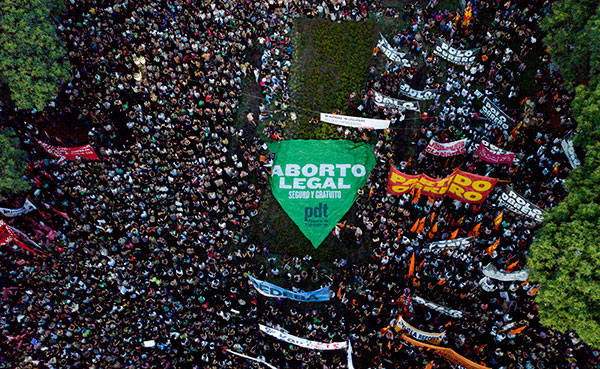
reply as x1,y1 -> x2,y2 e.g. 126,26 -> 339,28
269,140 -> 376,248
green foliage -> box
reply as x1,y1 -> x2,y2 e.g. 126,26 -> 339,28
288,17 -> 379,140
0,0 -> 71,111
528,143 -> 600,348
0,130 -> 30,194
541,0 -> 600,88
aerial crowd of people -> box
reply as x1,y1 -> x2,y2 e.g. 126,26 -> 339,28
0,0 -> 597,368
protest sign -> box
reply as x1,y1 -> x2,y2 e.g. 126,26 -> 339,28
249,275 -> 330,302
320,113 -> 389,129
482,263 -> 529,282
0,199 -> 37,218
498,186 -> 544,223
425,139 -> 467,157
377,34 -> 412,67
373,91 -> 420,111
412,296 -> 465,318
561,138 -> 581,169
395,316 -> 446,344
433,41 -> 479,65
387,167 -> 497,204
269,140 -> 376,247
399,81 -> 439,100
476,140 -> 516,165
35,139 -> 99,160
259,324 -> 347,350
480,97 -> 513,131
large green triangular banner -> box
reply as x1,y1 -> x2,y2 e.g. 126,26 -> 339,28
269,140 -> 376,248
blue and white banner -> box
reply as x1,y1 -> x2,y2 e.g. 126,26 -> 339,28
249,275 -> 330,302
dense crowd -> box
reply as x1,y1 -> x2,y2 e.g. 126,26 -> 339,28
0,0 -> 598,368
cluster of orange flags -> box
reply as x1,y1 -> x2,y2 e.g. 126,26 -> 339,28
410,217 -> 427,234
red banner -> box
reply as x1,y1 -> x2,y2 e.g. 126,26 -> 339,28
0,220 -> 39,255
475,141 -> 515,165
36,139 -> 99,160
425,139 -> 467,157
387,167 -> 497,204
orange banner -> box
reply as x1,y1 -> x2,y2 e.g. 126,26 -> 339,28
387,167 -> 497,204
399,334 -> 489,369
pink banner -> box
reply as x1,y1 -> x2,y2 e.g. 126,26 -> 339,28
425,139 -> 467,157
476,141 -> 515,165
36,139 -> 99,160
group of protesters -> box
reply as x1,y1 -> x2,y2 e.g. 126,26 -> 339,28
0,0 -> 598,368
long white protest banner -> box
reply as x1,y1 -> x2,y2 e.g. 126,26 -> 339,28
373,91 -> 420,112
399,81 -> 439,100
498,186 -> 544,223
425,139 -> 467,157
249,275 -> 330,302
480,97 -> 513,131
561,138 -> 581,169
226,349 -> 278,369
320,113 -> 390,129
259,324 -> 347,350
0,199 -> 37,218
482,263 -> 528,282
426,237 -> 473,249
412,296 -> 465,319
434,41 -> 479,65
377,34 -> 412,67
395,316 -> 445,344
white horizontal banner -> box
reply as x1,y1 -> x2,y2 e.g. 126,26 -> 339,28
482,263 -> 528,282
399,81 -> 439,100
426,237 -> 473,249
320,113 -> 390,129
259,324 -> 347,350
377,34 -> 412,67
412,296 -> 465,319
433,41 -> 479,65
0,199 -> 37,218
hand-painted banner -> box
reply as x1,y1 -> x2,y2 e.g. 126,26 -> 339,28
482,263 -> 528,282
249,275 -> 330,302
426,237 -> 473,249
399,334 -> 490,369
269,140 -> 376,248
395,316 -> 445,344
433,41 -> 479,65
476,140 -> 516,165
36,139 -> 99,160
412,296 -> 465,319
320,113 -> 390,130
399,81 -> 439,100
387,167 -> 497,204
425,139 -> 467,157
259,324 -> 347,350
373,91 -> 420,112
480,97 -> 513,131
377,34 -> 412,67
497,186 -> 544,223
561,138 -> 581,169
226,349 -> 278,369
0,199 -> 37,218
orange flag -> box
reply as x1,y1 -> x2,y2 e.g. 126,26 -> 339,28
430,212 -> 436,222
506,260 -> 519,272
412,187 -> 422,204
431,222 -> 438,233
417,258 -> 426,271
486,239 -> 499,256
406,156 -> 412,167
410,219 -> 419,233
528,286 -> 540,296
437,278 -> 446,285
470,223 -> 481,236
493,210 -> 503,230
408,252 -> 415,278
509,326 -> 526,335
337,287 -> 342,299
449,229 -> 459,240
416,219 -> 425,234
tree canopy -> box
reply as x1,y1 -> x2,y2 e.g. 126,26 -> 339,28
528,0 -> 600,349
0,0 -> 71,111
0,130 -> 30,194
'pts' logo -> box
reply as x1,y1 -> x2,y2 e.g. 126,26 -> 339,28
305,203 -> 328,221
